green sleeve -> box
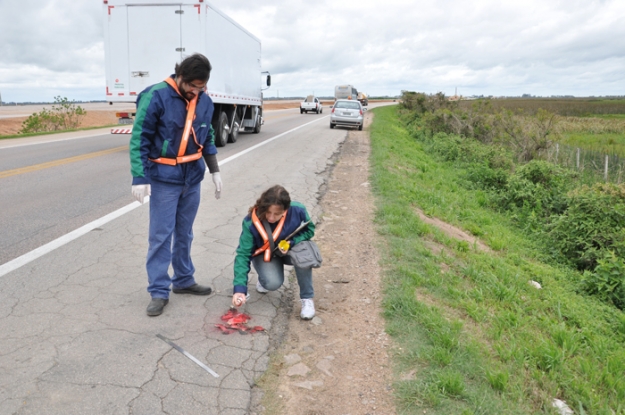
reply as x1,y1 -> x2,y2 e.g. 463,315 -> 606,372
233,218 -> 255,289
129,82 -> 167,181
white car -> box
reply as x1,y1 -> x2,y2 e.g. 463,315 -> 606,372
330,99 -> 364,130
300,96 -> 323,114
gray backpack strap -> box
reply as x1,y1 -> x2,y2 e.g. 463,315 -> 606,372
261,220 -> 276,259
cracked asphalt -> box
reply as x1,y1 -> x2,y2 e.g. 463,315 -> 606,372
0,115 -> 344,415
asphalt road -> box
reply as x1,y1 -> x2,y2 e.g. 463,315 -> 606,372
0,100 -> 396,414
0,104 -> 385,267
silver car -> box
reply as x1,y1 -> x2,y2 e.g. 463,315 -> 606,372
330,99 -> 364,130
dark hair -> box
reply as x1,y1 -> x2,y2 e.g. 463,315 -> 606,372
249,185 -> 291,219
175,53 -> 212,84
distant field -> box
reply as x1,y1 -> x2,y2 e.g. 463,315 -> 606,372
460,97 -> 625,117
456,97 -> 625,157
554,112 -> 625,158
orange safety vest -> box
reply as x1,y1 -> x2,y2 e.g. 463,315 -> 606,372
150,78 -> 204,166
251,208 -> 287,262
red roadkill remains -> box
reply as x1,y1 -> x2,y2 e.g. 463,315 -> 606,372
215,308 -> 265,335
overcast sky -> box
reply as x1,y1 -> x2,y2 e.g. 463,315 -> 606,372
0,0 -> 624,103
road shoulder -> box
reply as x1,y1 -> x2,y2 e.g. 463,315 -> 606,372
253,111 -> 395,414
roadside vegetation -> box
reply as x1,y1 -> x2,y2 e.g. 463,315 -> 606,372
19,96 -> 87,134
369,98 -> 625,414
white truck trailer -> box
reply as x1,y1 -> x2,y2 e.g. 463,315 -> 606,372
102,0 -> 270,146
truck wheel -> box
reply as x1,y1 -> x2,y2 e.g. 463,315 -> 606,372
330,122 -> 335,129
253,115 -> 261,134
358,124 -> 363,131
228,113 -> 240,143
316,108 -> 319,114
300,109 -> 304,114
212,111 -> 228,147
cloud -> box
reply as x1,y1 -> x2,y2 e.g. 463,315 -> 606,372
0,0 -> 623,102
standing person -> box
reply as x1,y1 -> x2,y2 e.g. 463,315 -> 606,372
231,185 -> 317,320
130,53 -> 223,316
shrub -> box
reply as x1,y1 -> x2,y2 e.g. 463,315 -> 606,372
423,103 -> 498,144
426,132 -> 463,161
423,108 -> 459,137
20,96 -> 86,134
400,90 -> 456,114
465,164 -> 509,191
580,251 -> 625,310
548,183 -> 625,270
498,160 -> 571,217
426,132 -> 514,170
20,108 -> 58,133
496,108 -> 559,162
49,96 -> 87,130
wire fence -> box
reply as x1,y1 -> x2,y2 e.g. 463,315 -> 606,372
538,143 -> 625,185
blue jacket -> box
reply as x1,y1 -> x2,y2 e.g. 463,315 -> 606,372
129,75 -> 216,186
233,202 -> 315,294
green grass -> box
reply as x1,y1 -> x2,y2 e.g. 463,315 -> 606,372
560,133 -> 625,158
588,114 -> 625,120
369,105 -> 625,415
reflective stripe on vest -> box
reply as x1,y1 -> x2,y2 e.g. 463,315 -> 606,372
251,208 -> 287,262
150,77 -> 204,166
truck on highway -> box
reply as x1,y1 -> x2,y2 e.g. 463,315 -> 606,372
334,85 -> 358,101
300,95 -> 323,114
102,0 -> 270,146
357,92 -> 368,106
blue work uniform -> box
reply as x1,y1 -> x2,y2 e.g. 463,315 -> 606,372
129,75 -> 216,299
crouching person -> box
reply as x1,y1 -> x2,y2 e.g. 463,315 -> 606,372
231,185 -> 317,319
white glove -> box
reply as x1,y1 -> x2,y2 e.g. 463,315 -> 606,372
132,184 -> 151,204
212,172 -> 222,199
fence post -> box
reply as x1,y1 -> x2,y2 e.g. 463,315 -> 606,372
555,143 -> 559,163
605,155 -> 609,182
576,148 -> 580,170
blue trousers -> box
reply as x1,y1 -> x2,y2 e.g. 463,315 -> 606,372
146,180 -> 201,299
252,255 -> 314,299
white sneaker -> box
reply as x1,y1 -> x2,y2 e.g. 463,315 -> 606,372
300,299 -> 315,320
256,280 -> 269,293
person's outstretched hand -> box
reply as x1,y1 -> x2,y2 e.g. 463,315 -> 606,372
212,172 -> 222,199
131,184 -> 151,204
232,293 -> 247,307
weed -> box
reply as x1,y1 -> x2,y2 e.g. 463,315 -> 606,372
485,368 -> 509,392
433,370 -> 466,398
19,96 -> 86,133
371,105 -> 625,414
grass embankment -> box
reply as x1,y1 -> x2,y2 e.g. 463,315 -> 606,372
369,105 -> 625,414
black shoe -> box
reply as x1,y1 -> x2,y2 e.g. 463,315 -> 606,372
147,298 -> 169,316
172,284 -> 213,296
